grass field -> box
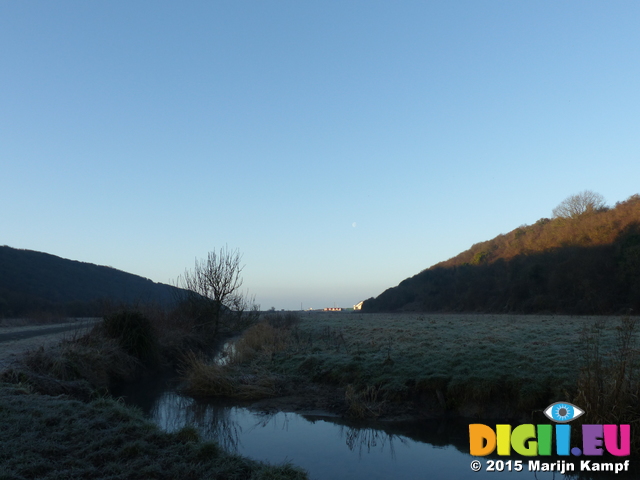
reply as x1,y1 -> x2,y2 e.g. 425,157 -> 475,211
187,312 -> 638,418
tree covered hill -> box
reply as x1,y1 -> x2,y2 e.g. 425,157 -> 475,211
362,193 -> 640,314
0,246 -> 182,317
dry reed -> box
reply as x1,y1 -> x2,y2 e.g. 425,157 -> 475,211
180,352 -> 278,400
345,384 -> 384,418
574,316 -> 640,451
228,321 -> 292,364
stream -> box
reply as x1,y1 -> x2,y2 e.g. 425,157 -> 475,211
112,373 -> 578,480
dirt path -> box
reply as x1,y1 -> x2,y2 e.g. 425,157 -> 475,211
0,319 -> 100,370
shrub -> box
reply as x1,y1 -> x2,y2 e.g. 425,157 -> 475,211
103,310 -> 159,363
5,328 -> 141,397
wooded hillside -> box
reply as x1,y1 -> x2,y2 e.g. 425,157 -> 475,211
362,193 -> 640,314
0,246 -> 181,317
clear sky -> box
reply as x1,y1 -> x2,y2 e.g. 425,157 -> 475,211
2,2 -> 639,310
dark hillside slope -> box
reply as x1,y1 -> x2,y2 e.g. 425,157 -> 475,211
0,246 -> 182,317
363,194 -> 640,314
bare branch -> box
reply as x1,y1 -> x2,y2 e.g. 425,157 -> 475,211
176,246 -> 256,335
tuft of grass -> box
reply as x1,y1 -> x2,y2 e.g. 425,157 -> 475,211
180,352 -> 279,400
344,384 -> 384,418
229,321 -> 292,364
174,424 -> 201,443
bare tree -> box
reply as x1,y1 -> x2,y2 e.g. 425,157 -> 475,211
177,246 -> 259,335
552,190 -> 607,219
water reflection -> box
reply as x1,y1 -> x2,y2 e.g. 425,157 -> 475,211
152,392 -> 244,451
114,381 -> 635,480
150,391 -> 413,459
139,391 -> 562,479
340,424 -> 409,458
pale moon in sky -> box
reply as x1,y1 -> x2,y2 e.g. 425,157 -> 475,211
352,222 -> 357,228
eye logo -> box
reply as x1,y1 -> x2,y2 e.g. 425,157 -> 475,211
543,402 -> 584,423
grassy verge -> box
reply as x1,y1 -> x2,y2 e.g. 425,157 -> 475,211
1,305 -> 217,397
0,383 -> 307,480
182,312 -> 640,421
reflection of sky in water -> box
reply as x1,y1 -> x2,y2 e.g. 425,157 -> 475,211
143,391 -> 567,480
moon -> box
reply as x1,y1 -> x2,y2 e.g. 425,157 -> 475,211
352,222 -> 357,228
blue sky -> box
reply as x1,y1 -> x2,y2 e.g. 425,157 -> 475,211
2,1 -> 639,310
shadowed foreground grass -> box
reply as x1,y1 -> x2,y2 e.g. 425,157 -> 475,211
0,384 -> 307,480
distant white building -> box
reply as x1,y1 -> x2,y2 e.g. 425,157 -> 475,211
353,301 -> 364,310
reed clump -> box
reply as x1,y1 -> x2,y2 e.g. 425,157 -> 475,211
180,313 -> 302,399
180,352 -> 279,400
345,384 -> 385,418
229,321 -> 292,364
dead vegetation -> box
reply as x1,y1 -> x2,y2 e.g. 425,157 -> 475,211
178,313 -> 302,400
1,325 -> 141,400
0,304 -> 225,401
574,316 -> 640,452
179,352 -> 280,400
228,321 -> 292,364
344,384 -> 385,418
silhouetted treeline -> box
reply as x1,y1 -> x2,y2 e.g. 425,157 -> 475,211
0,246 -> 183,318
363,194 -> 640,314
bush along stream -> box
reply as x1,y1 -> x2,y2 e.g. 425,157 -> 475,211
0,306 -> 308,480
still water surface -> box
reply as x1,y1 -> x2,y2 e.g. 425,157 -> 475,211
115,375 -> 567,480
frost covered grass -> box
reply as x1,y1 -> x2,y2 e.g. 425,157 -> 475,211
268,312 -> 634,413
174,311 -> 640,418
0,384 -> 307,480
